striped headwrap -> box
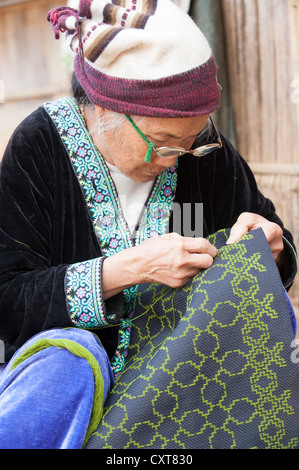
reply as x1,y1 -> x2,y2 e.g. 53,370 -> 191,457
47,0 -> 220,117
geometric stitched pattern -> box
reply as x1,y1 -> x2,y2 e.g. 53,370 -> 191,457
86,229 -> 299,449
65,257 -> 112,328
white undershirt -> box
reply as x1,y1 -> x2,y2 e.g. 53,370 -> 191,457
105,161 -> 155,234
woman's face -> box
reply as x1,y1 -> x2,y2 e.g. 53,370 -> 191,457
95,110 -> 209,182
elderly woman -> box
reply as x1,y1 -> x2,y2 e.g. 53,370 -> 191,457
0,0 -> 297,449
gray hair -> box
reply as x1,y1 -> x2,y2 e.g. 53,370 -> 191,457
86,101 -> 215,146
89,106 -> 146,137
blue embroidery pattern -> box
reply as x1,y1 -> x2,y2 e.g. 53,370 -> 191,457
65,257 -> 110,328
44,97 -> 178,377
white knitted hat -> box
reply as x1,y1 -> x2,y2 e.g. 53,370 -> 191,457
48,0 -> 220,117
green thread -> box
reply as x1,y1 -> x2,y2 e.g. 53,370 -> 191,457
13,239 -> 30,248
144,143 -> 155,163
125,114 -> 155,162
11,338 -> 104,448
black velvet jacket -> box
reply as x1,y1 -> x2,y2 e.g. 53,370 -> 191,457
0,104 -> 297,361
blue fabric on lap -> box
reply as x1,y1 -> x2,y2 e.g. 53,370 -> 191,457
284,287 -> 297,336
0,328 -> 114,449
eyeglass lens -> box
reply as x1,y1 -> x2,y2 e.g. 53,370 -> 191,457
156,143 -> 219,159
155,121 -> 221,159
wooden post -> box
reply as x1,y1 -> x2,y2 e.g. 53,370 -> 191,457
0,0 -> 71,155
221,0 -> 299,317
190,0 -> 235,143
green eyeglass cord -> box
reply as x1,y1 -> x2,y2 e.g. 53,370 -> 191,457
125,114 -> 154,163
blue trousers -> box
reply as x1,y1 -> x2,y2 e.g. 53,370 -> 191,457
0,328 -> 114,449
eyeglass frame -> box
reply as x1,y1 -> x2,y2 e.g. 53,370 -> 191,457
124,114 -> 223,163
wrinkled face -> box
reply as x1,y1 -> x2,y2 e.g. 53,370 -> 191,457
96,111 -> 209,182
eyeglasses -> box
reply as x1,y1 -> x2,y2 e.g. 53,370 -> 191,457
125,114 -> 223,163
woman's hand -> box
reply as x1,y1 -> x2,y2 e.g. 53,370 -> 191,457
102,233 -> 218,299
226,212 -> 284,260
133,233 -> 218,288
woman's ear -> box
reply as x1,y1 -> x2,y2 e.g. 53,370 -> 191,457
95,106 -> 106,120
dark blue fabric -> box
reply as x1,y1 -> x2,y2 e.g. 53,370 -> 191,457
86,229 -> 299,449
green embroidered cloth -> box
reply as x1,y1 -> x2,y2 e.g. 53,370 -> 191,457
86,229 -> 299,449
